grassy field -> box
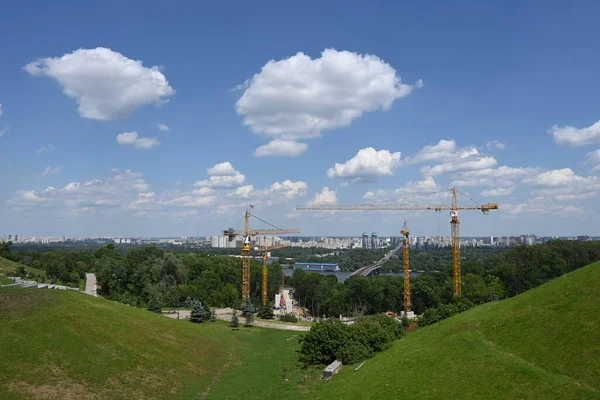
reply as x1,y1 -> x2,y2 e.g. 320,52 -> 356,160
0,257 -> 45,278
0,274 -> 14,285
1,262 -> 599,399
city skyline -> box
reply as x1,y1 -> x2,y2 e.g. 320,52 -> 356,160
2,2 -> 600,236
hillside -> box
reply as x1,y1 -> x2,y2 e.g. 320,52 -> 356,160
0,288 -> 304,399
309,261 -> 600,399
0,256 -> 45,278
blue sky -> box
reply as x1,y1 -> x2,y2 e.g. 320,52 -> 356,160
1,0 -> 600,238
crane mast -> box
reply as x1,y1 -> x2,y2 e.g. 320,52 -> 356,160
224,210 -> 299,303
400,220 -> 411,313
258,241 -> 289,306
297,187 -> 497,298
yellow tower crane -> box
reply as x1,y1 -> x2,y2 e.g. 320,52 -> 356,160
257,240 -> 289,306
400,220 -> 411,313
297,188 -> 498,297
223,209 -> 299,302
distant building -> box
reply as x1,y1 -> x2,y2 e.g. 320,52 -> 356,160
211,236 -> 219,248
525,235 -> 536,246
577,235 -> 591,241
416,237 -> 425,250
371,232 -> 378,249
362,232 -> 369,249
294,262 -> 340,272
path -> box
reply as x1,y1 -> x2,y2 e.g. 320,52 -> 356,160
84,273 -> 97,297
164,308 -> 311,331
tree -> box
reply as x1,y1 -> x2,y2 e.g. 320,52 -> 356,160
242,300 -> 255,327
0,240 -> 13,259
189,299 -> 210,323
257,305 -> 274,319
147,296 -> 162,314
231,311 -> 240,329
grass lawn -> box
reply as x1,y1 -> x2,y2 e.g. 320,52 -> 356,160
0,257 -> 46,279
0,274 -> 14,285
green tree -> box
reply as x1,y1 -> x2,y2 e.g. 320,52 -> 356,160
147,296 -> 162,314
257,305 -> 274,319
189,299 -> 210,323
231,311 -> 239,328
242,300 -> 255,327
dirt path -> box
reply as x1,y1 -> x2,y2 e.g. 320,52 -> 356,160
164,308 -> 311,331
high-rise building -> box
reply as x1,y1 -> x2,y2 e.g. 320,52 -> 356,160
362,232 -> 369,249
525,235 -> 536,246
371,232 -> 378,249
416,237 -> 425,249
211,236 -> 219,248
14,235 -> 19,242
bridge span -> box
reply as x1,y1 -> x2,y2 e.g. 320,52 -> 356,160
349,245 -> 402,278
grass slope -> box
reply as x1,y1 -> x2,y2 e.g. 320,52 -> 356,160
0,256 -> 45,278
311,261 -> 600,399
0,288 -> 298,399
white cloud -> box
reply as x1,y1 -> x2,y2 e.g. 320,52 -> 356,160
405,139 -> 478,164
156,122 -> 171,132
236,48 -> 421,149
207,162 -> 238,176
254,140 -> 308,157
585,149 -> 600,174
230,185 -> 255,199
0,127 -> 9,137
523,168 -> 592,187
0,104 -> 3,116
523,168 -> 600,201
479,186 -> 515,197
24,47 -> 175,121
195,162 -> 246,188
452,166 -> 542,187
308,187 -> 337,205
327,147 -> 402,184
38,166 -> 61,178
116,132 -> 160,149
550,120 -> 600,147
363,176 -> 442,200
229,180 -> 307,202
37,143 -> 55,154
486,140 -> 506,150
420,156 -> 497,176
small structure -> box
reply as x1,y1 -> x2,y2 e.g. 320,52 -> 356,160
322,360 -> 342,380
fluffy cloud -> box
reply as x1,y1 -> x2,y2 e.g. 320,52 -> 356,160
327,147 -> 402,184
236,48 -> 421,153
195,162 -> 246,188
404,140 -> 478,164
479,186 -> 515,197
0,127 -> 8,137
229,180 -> 308,202
156,122 -> 171,132
452,166 -> 542,187
37,143 -> 55,154
38,166 -> 61,178
254,140 -> 308,157
308,187 -> 337,205
420,156 -> 497,176
550,120 -> 600,146
116,132 -> 160,149
486,140 -> 506,150
586,149 -> 600,164
363,177 -> 442,200
523,168 -> 600,201
24,47 -> 175,121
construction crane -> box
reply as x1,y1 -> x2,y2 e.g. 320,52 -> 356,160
297,187 -> 498,297
257,240 -> 289,306
224,209 -> 299,302
400,220 -> 411,313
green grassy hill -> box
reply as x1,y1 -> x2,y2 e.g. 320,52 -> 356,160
0,256 -> 45,278
310,261 -> 600,399
1,262 -> 599,399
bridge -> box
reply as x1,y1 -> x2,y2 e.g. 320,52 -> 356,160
349,245 -> 402,277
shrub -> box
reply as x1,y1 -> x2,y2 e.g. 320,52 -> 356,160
189,299 -> 211,323
241,300 -> 255,327
231,311 -> 239,329
147,297 -> 162,314
279,314 -> 298,323
257,305 -> 274,319
299,319 -> 349,365
335,337 -> 372,364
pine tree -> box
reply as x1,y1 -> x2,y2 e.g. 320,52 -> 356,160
190,299 -> 210,323
257,305 -> 274,319
147,296 -> 162,314
242,300 -> 256,327
231,311 -> 239,329
210,309 -> 217,322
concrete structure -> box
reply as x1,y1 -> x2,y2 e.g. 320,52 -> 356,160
371,232 -> 378,249
322,360 -> 342,380
362,232 -> 369,249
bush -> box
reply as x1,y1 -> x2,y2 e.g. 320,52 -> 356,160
299,319 -> 349,365
241,300 -> 255,327
334,337 -> 372,364
257,305 -> 274,319
418,297 -> 474,327
147,297 -> 162,314
279,314 -> 298,323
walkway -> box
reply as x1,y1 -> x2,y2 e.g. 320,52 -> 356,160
84,273 -> 97,297
164,308 -> 311,331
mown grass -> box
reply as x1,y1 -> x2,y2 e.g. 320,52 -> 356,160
0,257 -> 45,278
0,274 -> 14,285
